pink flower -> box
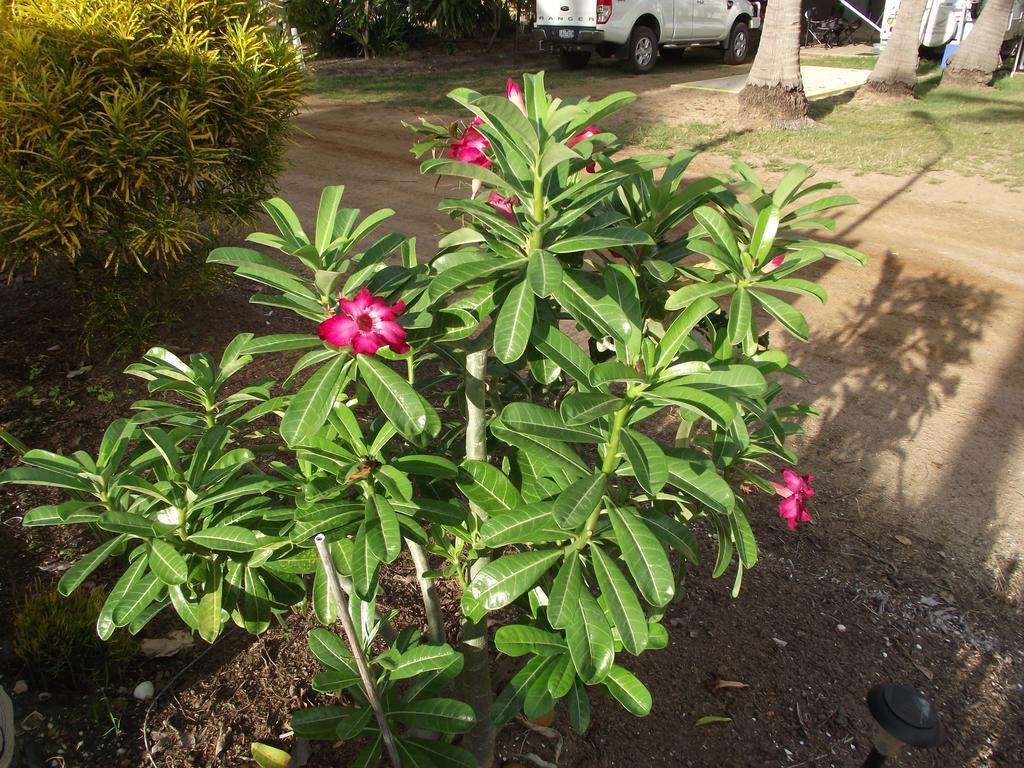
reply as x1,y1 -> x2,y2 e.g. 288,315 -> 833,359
568,125 -> 601,172
762,254 -> 785,273
506,78 -> 527,116
448,117 -> 491,168
318,287 -> 409,356
567,125 -> 600,148
771,468 -> 815,529
487,191 -> 519,222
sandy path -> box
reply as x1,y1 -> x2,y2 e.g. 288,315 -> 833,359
279,88 -> 1024,591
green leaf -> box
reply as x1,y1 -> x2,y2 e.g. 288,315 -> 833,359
252,743 -> 292,768
546,653 -> 576,699
693,207 -> 741,269
727,287 -> 752,346
749,204 -> 781,263
501,403 -> 602,443
620,428 -> 668,495
188,526 -> 261,552
547,227 -> 654,254
607,504 -> 674,606
357,355 -> 432,439
96,553 -> 147,639
391,643 -> 464,681
312,561 -> 338,625
494,279 -> 535,364
58,535 -> 127,596
568,678 -> 591,734
494,625 -> 567,657
458,460 -> 521,515
308,627 -> 357,673
527,250 -> 563,297
388,698 -> 475,734
559,393 -> 624,426
591,546 -> 648,655
530,322 -> 593,383
149,540 -> 188,585
315,185 -> 345,254
640,511 -> 700,565
197,570 -> 223,643
665,452 -> 735,513
731,505 -> 759,568
478,503 -> 567,547
281,355 -> 348,446
97,511 -> 157,538
292,706 -> 347,739
604,665 -> 652,716
466,549 -> 562,612
552,473 -> 606,530
547,555 -> 582,630
664,281 -> 732,311
751,289 -> 809,341
398,739 -> 476,768
373,496 -> 402,562
565,586 -> 614,683
589,360 -> 645,386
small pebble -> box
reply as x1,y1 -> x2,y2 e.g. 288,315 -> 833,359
133,681 -> 155,701
12,680 -> 28,695
837,624 -> 847,632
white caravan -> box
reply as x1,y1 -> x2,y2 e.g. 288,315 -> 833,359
534,0 -> 763,74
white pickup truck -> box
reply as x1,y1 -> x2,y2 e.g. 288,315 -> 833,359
534,0 -> 763,73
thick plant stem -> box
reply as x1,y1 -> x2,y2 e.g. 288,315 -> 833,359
315,535 -> 402,767
459,340 -> 496,768
406,538 -> 446,644
404,358 -> 446,646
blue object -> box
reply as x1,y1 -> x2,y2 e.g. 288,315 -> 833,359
941,42 -> 959,69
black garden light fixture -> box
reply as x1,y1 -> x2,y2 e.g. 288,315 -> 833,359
863,684 -> 943,766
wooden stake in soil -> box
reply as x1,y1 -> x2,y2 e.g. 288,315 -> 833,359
314,534 -> 402,767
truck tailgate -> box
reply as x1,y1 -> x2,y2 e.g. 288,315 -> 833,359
536,0 -> 598,28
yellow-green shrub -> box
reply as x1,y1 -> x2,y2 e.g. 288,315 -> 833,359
13,584 -> 137,685
0,0 -> 306,274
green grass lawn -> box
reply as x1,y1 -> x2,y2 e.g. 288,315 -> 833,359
622,75 -> 1024,186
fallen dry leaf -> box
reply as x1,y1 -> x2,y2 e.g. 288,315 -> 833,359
894,534 -> 913,546
695,715 -> 733,726
140,630 -> 194,658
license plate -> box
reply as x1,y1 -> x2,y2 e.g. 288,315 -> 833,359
558,29 -> 576,40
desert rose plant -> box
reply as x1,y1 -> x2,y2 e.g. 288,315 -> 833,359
1,73 -> 864,767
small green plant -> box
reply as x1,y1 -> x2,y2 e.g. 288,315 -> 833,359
86,384 -> 116,404
13,583 -> 137,686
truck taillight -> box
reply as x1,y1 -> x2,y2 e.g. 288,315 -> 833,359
597,0 -> 612,24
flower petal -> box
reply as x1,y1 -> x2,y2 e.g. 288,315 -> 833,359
351,333 -> 383,356
318,315 -> 357,348
506,78 -> 527,115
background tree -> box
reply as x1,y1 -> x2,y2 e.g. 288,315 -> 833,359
863,0 -> 929,97
738,0 -> 810,125
942,0 -> 1015,87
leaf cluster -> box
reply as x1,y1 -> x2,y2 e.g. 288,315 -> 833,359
0,0 -> 306,274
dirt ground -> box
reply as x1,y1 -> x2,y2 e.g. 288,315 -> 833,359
2,51 -> 1023,768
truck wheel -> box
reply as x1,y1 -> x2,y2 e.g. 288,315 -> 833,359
723,21 -> 750,65
625,25 -> 658,74
558,50 -> 592,70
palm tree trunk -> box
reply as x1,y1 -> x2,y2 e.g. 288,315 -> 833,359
942,0 -> 1014,87
738,0 -> 810,124
865,0 -> 929,96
